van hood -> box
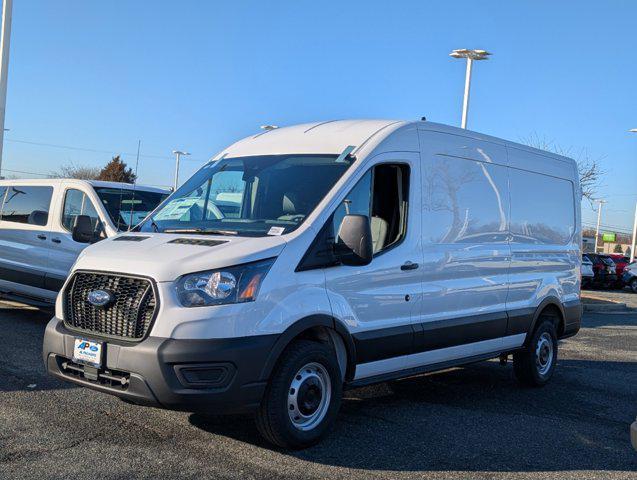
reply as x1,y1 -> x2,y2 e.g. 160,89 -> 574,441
73,233 -> 287,282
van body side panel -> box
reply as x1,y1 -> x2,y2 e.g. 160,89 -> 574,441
505,147 -> 580,326
417,131 -> 512,355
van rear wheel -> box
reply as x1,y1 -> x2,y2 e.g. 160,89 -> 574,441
513,318 -> 558,387
255,340 -> 342,449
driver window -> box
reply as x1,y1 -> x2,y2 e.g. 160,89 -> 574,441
332,163 -> 409,254
62,189 -> 102,232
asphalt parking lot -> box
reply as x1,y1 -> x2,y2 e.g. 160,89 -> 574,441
0,300 -> 635,480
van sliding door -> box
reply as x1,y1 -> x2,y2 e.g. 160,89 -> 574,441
416,131 -> 511,356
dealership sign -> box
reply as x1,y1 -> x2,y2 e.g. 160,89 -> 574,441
602,232 -> 616,242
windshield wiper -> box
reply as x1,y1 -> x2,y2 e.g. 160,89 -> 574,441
162,228 -> 239,236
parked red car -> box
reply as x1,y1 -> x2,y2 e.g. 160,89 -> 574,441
583,253 -> 618,288
606,254 -> 630,287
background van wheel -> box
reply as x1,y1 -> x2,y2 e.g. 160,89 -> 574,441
630,279 -> 637,294
513,319 -> 558,387
255,340 -> 342,449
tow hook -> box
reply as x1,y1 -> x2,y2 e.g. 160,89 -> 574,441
499,354 -> 508,366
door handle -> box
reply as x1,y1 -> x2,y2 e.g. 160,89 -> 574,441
37,234 -> 47,240
51,238 -> 61,244
400,261 -> 419,271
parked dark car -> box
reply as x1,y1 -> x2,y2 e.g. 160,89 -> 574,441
621,262 -> 637,293
583,253 -> 618,288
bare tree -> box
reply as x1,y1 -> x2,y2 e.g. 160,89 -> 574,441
52,162 -> 101,180
520,133 -> 604,204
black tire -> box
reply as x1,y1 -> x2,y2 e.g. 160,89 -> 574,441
513,318 -> 558,387
630,279 -> 637,294
255,340 -> 342,449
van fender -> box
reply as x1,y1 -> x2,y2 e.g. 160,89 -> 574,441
259,314 -> 357,382
524,296 -> 565,345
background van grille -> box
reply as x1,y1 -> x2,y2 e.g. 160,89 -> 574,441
64,272 -> 157,340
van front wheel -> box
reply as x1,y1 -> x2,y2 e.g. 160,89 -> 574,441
255,340 -> 342,449
513,319 -> 558,387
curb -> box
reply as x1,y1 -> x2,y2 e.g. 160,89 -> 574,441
583,303 -> 629,313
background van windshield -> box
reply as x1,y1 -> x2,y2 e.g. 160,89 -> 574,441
140,154 -> 353,236
94,187 -> 168,231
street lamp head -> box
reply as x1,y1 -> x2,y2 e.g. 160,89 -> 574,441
449,48 -> 491,60
172,150 -> 190,156
629,129 -> 637,133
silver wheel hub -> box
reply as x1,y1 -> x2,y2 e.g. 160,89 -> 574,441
287,362 -> 331,431
535,332 -> 554,376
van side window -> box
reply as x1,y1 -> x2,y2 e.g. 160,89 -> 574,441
0,186 -> 53,225
62,189 -> 101,232
332,163 -> 409,254
509,169 -> 575,244
422,156 -> 508,244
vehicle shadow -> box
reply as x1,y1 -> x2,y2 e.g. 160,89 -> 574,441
0,300 -> 76,393
190,359 -> 637,473
582,311 -> 637,329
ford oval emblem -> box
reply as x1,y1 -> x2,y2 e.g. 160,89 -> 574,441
87,289 -> 113,308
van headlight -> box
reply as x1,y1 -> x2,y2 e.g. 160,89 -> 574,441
175,258 -> 275,307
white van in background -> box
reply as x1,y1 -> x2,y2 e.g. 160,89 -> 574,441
0,179 -> 169,305
43,120 -> 582,449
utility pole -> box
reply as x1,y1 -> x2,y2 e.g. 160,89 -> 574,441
594,200 -> 606,253
449,49 -> 491,129
0,0 -> 12,179
172,150 -> 190,191
629,129 -> 637,262
630,202 -> 637,263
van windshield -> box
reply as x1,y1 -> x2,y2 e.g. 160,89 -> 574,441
94,187 -> 169,231
138,154 -> 354,236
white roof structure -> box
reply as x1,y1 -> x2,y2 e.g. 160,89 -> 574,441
217,119 -> 575,167
0,177 -> 170,193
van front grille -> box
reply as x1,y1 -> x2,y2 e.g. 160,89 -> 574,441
63,272 -> 157,341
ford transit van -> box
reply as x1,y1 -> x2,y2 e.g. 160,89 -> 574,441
0,179 -> 168,306
43,120 -> 582,448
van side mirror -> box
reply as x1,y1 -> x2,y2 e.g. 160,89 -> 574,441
27,210 -> 48,226
72,215 -> 95,243
336,214 -> 373,266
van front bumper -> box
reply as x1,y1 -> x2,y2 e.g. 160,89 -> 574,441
43,318 -> 279,414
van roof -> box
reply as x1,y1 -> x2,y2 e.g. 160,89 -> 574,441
0,178 -> 170,193
217,119 -> 576,166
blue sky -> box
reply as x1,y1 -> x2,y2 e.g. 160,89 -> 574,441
3,1 -> 636,233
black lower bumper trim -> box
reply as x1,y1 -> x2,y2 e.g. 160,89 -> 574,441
43,318 -> 279,414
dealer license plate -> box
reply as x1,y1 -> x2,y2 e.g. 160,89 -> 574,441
73,338 -> 103,368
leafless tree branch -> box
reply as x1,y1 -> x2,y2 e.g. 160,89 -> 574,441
520,132 -> 605,206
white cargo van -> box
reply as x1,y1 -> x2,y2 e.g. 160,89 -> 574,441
43,120 -> 582,448
0,179 -> 169,305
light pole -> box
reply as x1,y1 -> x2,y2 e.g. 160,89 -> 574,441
449,49 -> 491,129
594,199 -> 606,253
630,202 -> 637,263
629,129 -> 637,262
0,0 -> 12,179
172,150 -> 190,191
